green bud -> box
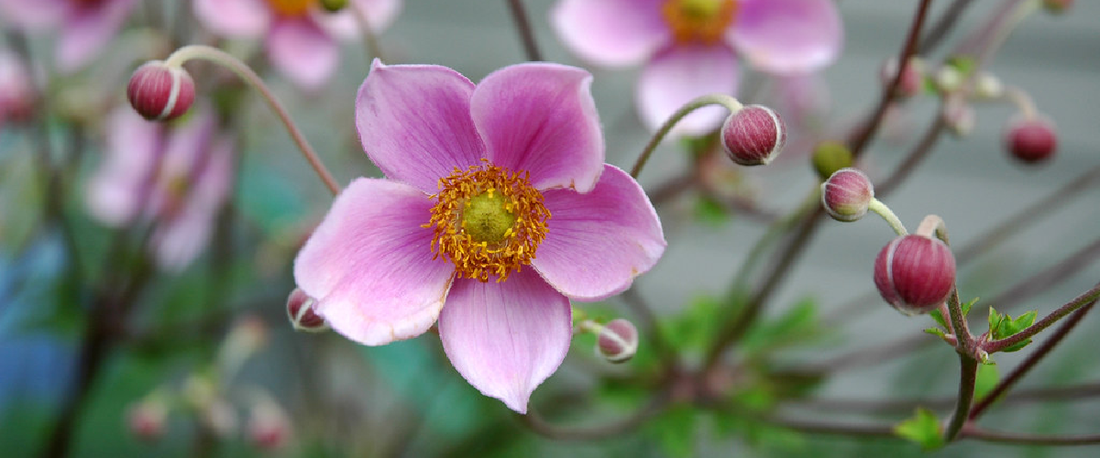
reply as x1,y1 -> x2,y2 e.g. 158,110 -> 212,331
811,140 -> 852,180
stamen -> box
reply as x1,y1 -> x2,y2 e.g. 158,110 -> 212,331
267,0 -> 313,17
424,161 -> 551,283
661,0 -> 738,45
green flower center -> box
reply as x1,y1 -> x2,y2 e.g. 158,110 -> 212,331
661,0 -> 738,45
463,190 -> 517,244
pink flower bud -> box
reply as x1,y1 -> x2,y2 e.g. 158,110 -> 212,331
596,319 -> 638,363
247,399 -> 291,451
942,97 -> 975,137
126,399 -> 168,442
1005,116 -> 1057,164
287,288 -> 328,333
127,61 -> 194,121
821,168 -> 874,222
721,105 -> 786,166
874,235 -> 957,315
881,57 -> 924,99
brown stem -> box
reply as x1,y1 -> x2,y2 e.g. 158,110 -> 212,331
917,0 -> 976,54
506,0 -> 542,61
982,283 -> 1100,354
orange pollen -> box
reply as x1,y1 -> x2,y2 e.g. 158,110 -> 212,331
423,161 -> 551,283
266,0 -> 313,17
661,0 -> 738,45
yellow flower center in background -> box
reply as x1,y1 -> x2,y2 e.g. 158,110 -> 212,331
426,161 -> 551,283
661,0 -> 738,45
267,0 -> 313,17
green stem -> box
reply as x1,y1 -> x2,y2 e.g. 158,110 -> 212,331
867,198 -> 908,236
630,94 -> 743,179
163,45 -> 341,196
944,352 -> 978,442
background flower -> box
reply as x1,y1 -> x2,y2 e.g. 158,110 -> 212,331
551,0 -> 842,136
294,61 -> 666,412
0,0 -> 138,72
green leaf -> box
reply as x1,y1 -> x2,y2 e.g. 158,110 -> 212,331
894,408 -> 945,451
946,55 -> 976,76
648,406 -> 698,458
988,307 -> 1038,352
974,362 -> 1001,403
693,194 -> 728,227
930,297 -> 978,333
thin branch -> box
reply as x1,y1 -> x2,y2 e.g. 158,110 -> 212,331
917,0 -> 976,54
519,391 -> 670,441
982,284 -> 1100,354
506,0 -> 542,61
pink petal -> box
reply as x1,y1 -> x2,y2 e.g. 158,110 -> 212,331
86,109 -> 162,226
354,0 -> 402,32
637,44 -> 739,136
438,269 -> 572,413
266,18 -> 338,90
56,0 -> 136,72
193,0 -> 271,37
0,0 -> 67,29
472,63 -> 604,193
533,165 -> 665,301
355,60 -> 485,193
293,178 -> 455,346
551,0 -> 669,66
730,0 -> 843,74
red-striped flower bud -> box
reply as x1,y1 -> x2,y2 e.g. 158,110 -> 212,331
874,235 -> 957,315
881,57 -> 924,100
127,61 -> 195,121
1005,116 -> 1057,164
287,288 -> 328,333
821,168 -> 874,222
596,319 -> 638,363
721,105 -> 786,166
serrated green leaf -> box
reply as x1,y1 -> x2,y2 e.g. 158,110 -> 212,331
989,308 -> 1037,352
929,309 -> 947,331
962,297 -> 978,316
894,408 -> 945,451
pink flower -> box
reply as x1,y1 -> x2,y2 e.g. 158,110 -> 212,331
294,61 -> 666,412
0,49 -> 34,127
0,0 -> 138,72
193,0 -> 402,90
86,105 -> 234,272
551,0 -> 843,136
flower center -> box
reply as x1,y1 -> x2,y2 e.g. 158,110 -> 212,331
266,0 -> 313,17
661,0 -> 738,45
425,161 -> 551,283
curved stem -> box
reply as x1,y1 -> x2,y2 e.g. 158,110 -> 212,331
944,352 -> 978,442
982,282 -> 1100,354
630,94 -> 743,179
506,0 -> 541,61
164,45 -> 341,196
867,198 -> 908,236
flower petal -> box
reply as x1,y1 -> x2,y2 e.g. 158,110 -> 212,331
355,0 -> 402,32
534,165 -> 665,301
438,269 -> 572,414
294,178 -> 454,346
355,60 -> 485,193
56,0 -> 136,72
730,0 -> 843,74
472,63 -> 604,193
193,0 -> 271,37
267,18 -> 339,90
551,0 -> 669,67
86,109 -> 162,226
0,0 -> 67,29
637,44 -> 738,136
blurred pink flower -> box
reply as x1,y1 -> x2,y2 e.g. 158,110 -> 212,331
0,0 -> 138,72
86,105 -> 234,272
294,61 -> 666,412
193,0 -> 402,89
552,0 -> 842,136
0,49 -> 34,127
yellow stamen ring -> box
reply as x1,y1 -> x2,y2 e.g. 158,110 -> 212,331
661,0 -> 738,45
425,161 -> 551,283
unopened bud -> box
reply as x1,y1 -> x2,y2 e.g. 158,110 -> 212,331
821,168 -> 874,222
126,398 -> 168,442
596,319 -> 638,363
248,399 -> 291,451
287,288 -> 328,333
320,0 -> 349,12
881,57 -> 925,99
127,61 -> 195,121
721,105 -> 786,166
1005,116 -> 1057,164
935,66 -> 962,93
974,72 -> 1003,99
943,97 -> 975,137
874,234 -> 957,315
812,140 -> 853,180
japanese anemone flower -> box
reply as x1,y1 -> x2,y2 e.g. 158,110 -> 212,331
193,0 -> 401,90
86,105 -> 234,272
0,0 -> 138,72
552,0 -> 842,136
293,60 -> 666,412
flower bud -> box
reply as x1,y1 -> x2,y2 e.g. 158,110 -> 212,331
126,399 -> 168,442
821,168 -> 874,222
320,0 -> 349,12
881,57 -> 924,99
974,72 -> 1003,99
127,61 -> 195,121
721,105 -> 786,166
874,235 -> 957,315
247,399 -> 291,451
287,288 -> 328,332
942,97 -> 975,138
596,319 -> 638,363
1004,116 -> 1057,164
812,140 -> 853,180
